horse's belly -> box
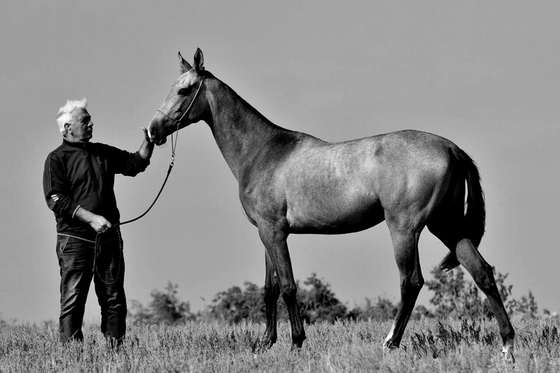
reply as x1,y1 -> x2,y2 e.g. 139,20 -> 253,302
286,198 -> 384,235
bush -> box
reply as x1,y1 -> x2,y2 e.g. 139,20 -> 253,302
208,282 -> 265,324
207,273 -> 347,324
129,282 -> 193,325
425,266 -> 489,320
297,273 -> 348,323
425,265 -> 539,320
130,266 -> 542,327
348,297 -> 397,321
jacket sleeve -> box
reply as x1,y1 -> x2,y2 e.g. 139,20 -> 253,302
105,144 -> 150,176
121,152 -> 150,176
43,153 -> 81,218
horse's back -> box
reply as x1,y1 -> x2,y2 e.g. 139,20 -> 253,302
283,129 -> 456,185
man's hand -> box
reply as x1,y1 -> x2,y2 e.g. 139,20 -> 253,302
89,215 -> 113,234
139,127 -> 155,159
142,127 -> 152,143
74,206 -> 112,233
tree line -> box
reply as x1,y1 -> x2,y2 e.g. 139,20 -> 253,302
129,265 -> 547,326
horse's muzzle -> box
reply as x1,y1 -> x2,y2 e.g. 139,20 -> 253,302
147,125 -> 167,146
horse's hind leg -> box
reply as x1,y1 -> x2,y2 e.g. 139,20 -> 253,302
430,217 -> 515,361
262,250 -> 280,349
383,221 -> 424,349
454,238 -> 515,361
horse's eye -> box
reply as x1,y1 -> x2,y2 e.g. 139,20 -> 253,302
177,87 -> 191,96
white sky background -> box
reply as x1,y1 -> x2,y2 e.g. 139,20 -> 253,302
1,1 -> 559,323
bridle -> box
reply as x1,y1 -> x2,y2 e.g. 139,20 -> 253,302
118,76 -> 205,226
158,75 -> 206,125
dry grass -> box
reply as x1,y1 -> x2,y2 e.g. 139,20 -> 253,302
0,317 -> 558,372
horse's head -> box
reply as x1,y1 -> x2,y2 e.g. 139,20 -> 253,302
148,48 -> 207,145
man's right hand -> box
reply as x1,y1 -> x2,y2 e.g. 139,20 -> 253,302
74,206 -> 112,233
89,215 -> 113,234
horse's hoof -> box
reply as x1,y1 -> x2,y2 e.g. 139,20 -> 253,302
290,335 -> 306,350
382,341 -> 399,351
502,351 -> 515,364
290,344 -> 303,352
263,339 -> 275,350
501,345 -> 515,363
255,337 -> 275,353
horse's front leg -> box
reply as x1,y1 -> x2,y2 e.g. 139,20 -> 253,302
258,224 -> 306,349
262,250 -> 280,349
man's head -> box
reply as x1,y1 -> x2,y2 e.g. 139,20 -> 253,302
56,98 -> 93,142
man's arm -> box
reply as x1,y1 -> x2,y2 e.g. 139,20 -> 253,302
43,153 -> 81,217
106,128 -> 154,177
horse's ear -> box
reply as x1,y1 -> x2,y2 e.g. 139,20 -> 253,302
178,52 -> 192,74
194,48 -> 205,73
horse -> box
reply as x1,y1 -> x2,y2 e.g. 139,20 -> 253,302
147,48 -> 515,360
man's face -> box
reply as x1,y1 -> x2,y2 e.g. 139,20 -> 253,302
67,108 -> 93,142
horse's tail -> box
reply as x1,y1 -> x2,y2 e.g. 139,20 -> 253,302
460,148 -> 486,247
440,147 -> 486,271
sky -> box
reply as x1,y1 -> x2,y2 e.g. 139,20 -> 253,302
1,1 -> 559,324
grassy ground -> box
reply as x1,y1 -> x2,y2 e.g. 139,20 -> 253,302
0,318 -> 558,372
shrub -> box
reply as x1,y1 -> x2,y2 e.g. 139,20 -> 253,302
425,265 -> 539,319
207,273 -> 347,324
129,282 -> 193,325
297,273 -> 348,323
208,282 -> 265,324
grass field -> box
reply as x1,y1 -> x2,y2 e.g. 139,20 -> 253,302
0,317 -> 558,372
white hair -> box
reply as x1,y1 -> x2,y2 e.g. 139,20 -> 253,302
56,98 -> 88,135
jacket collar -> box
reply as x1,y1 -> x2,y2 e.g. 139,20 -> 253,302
63,138 -> 90,148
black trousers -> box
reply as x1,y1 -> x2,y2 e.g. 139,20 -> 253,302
56,231 -> 126,343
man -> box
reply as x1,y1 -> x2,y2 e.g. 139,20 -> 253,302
43,98 -> 154,345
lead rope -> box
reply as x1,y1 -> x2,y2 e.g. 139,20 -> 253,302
118,75 -> 204,226
118,125 -> 179,226
93,76 -> 205,284
93,229 -> 123,285
92,131 -> 177,285
92,119 -> 179,284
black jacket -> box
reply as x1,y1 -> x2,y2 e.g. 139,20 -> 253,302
43,139 -> 150,240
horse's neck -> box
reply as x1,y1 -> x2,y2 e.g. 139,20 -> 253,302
206,80 -> 285,180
